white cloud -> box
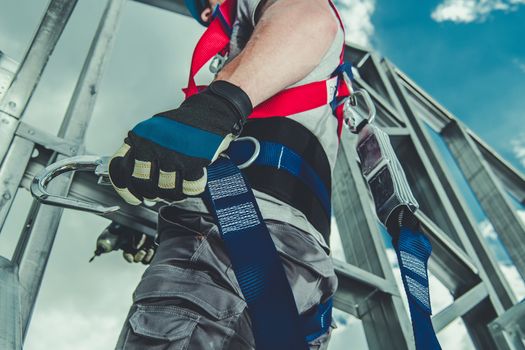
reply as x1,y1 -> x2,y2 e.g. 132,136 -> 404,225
333,0 -> 376,48
510,133 -> 525,169
329,310 -> 369,349
512,58 -> 525,74
518,209 -> 525,225
431,0 -> 525,23
478,218 -> 499,240
26,308 -> 124,350
499,263 -> 525,300
476,216 -> 525,300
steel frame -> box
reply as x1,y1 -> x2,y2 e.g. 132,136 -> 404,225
0,1 -> 524,349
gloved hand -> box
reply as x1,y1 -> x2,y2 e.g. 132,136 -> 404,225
90,222 -> 158,264
121,230 -> 157,264
109,80 -> 253,204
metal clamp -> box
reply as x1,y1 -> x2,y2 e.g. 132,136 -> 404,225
209,53 -> 228,74
344,88 -> 377,133
31,155 -> 119,215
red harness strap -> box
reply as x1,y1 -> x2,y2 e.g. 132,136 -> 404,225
183,0 -> 351,138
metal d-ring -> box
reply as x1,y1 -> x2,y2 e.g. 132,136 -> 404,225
233,136 -> 260,169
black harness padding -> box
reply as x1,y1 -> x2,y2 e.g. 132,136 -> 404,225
240,118 -> 332,241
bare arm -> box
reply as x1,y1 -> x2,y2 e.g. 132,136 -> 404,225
216,0 -> 339,107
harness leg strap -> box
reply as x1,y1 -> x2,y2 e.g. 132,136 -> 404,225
204,157 -> 308,350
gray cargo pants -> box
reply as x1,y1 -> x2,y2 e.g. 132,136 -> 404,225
115,206 -> 338,349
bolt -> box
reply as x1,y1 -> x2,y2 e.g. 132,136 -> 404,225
27,129 -> 35,135
8,101 -> 16,109
70,146 -> 77,155
2,192 -> 11,201
89,85 -> 96,95
491,323 -> 502,331
1,118 -> 8,124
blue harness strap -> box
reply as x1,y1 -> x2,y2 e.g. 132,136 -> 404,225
205,156 -> 331,349
395,227 -> 441,350
228,139 -> 331,215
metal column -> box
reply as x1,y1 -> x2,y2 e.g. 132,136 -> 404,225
11,0 -> 126,337
441,120 -> 525,281
0,2 -> 79,349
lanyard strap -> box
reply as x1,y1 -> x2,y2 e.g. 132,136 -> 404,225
395,227 -> 442,350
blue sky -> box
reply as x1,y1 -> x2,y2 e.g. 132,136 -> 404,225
371,0 -> 525,172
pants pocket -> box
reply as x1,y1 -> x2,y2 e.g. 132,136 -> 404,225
123,304 -> 199,350
120,263 -> 253,350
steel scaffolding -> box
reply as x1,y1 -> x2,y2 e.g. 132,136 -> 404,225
0,1 -> 524,349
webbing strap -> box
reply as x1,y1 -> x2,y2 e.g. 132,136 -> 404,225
227,139 -> 331,215
183,0 -> 235,98
395,227 -> 441,350
205,157 -> 308,350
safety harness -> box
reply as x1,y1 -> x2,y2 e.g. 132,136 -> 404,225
183,0 -> 352,138
187,1 -> 441,349
183,1 -> 347,348
26,1 -> 442,347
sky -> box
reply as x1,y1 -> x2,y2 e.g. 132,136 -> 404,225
336,0 -> 525,172
0,0 -> 524,349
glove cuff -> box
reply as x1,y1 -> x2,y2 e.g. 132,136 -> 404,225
208,80 -> 253,123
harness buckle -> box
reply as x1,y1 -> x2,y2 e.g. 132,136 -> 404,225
210,53 -> 228,74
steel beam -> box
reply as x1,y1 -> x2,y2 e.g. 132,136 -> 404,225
0,257 -> 22,350
132,0 -> 188,15
0,137 -> 34,232
332,130 -> 413,349
15,122 -> 79,157
489,301 -> 525,350
14,0 -> 125,337
0,0 -> 78,229
395,68 -> 525,205
0,0 -> 78,117
383,60 -> 515,314
416,211 -> 480,295
475,136 -> 525,205
432,283 -> 488,333
442,120 -> 525,282
0,51 -> 18,102
463,298 -> 500,350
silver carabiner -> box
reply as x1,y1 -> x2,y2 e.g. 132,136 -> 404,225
343,88 -> 377,133
31,155 -> 119,215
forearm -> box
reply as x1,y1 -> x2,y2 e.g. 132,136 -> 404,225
216,0 -> 338,107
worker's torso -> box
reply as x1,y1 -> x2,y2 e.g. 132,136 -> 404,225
170,0 -> 345,248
